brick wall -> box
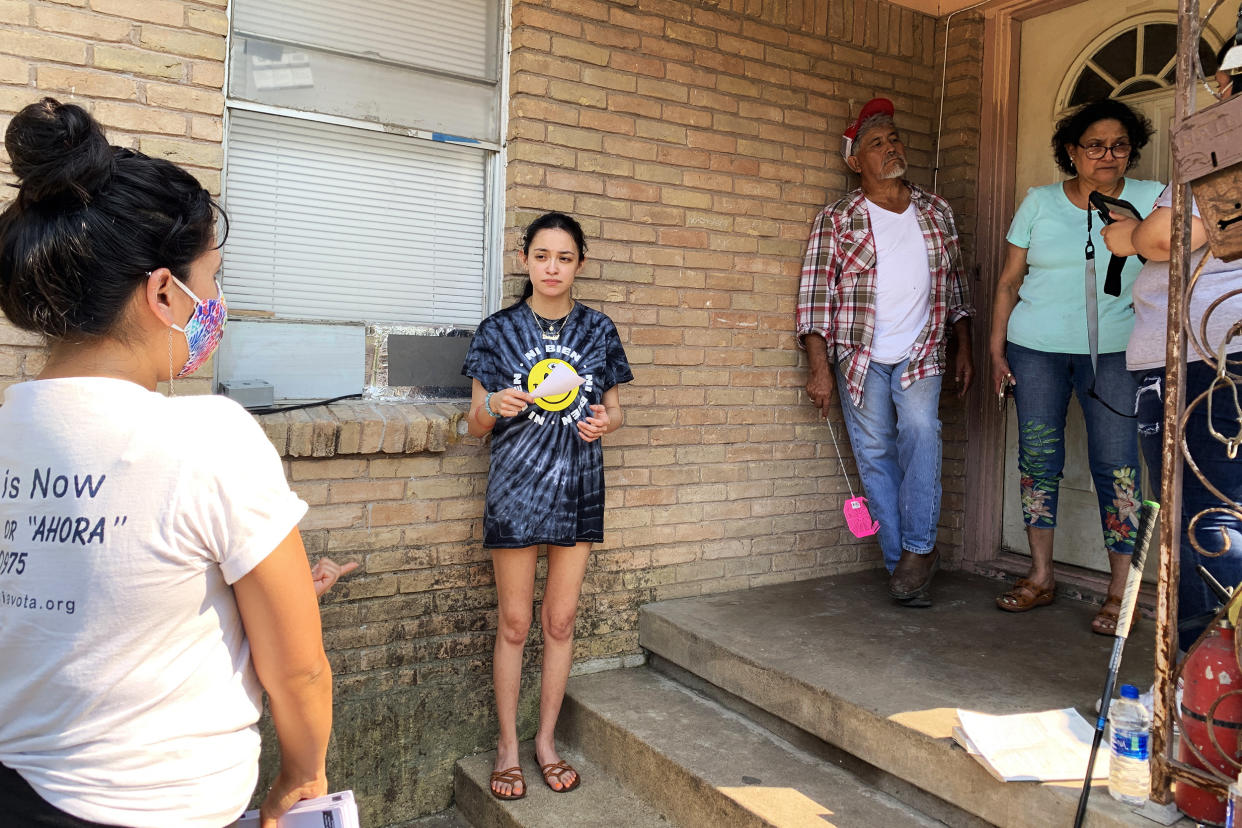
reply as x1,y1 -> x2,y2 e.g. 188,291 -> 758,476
0,0 -> 225,396
502,0 -> 964,579
305,1 -> 970,822
0,0 -> 981,825
931,12 -> 984,560
932,11 -> 983,276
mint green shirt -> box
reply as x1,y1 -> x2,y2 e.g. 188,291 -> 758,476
1005,178 -> 1164,354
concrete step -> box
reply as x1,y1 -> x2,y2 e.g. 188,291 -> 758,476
410,805 -> 475,827
560,666 -> 950,828
644,654 -> 993,828
638,568 -> 1190,828
453,743 -> 672,828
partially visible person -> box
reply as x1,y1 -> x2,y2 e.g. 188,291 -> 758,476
311,557 -> 360,596
1100,44 -> 1242,652
0,99 -> 332,828
990,98 -> 1163,634
797,97 -> 974,608
462,212 -> 632,800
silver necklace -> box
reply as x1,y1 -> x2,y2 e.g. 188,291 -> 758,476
528,301 -> 573,340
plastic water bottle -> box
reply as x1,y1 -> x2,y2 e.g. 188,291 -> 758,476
1227,772 -> 1242,827
1108,683 -> 1151,805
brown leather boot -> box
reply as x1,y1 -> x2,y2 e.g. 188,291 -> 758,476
889,547 -> 940,600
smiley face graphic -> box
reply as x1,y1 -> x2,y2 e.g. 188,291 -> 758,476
527,358 -> 580,412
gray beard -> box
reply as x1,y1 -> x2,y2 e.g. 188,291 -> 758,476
880,159 -> 907,180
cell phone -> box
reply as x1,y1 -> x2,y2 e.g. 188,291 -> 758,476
1088,190 -> 1143,225
997,373 -> 1014,411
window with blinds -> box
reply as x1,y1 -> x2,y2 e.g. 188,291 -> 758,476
225,110 -> 488,326
228,0 -> 500,143
232,0 -> 497,81
221,0 -> 504,400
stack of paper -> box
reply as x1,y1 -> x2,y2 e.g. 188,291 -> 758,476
954,708 -> 1109,783
237,790 -> 360,828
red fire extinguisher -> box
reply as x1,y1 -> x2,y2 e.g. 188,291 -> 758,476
1177,622 -> 1242,826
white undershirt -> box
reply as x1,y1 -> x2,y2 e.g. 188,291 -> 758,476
866,198 -> 932,364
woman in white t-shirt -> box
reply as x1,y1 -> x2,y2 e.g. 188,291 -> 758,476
0,99 -> 333,828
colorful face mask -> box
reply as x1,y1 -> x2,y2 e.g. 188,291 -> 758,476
170,277 -> 226,378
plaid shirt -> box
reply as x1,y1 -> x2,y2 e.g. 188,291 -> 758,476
796,182 -> 974,408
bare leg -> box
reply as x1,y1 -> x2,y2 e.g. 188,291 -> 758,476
1089,550 -> 1133,635
490,546 -> 538,797
1106,551 -> 1129,598
1025,526 -> 1056,590
534,542 -> 592,790
997,525 -> 1057,610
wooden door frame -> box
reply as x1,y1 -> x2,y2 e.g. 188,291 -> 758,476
962,0 -> 1087,568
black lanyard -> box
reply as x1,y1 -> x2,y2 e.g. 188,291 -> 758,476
1085,206 -> 1095,261
1083,204 -> 1135,419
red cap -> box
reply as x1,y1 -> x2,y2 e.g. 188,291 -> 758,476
841,97 -> 895,160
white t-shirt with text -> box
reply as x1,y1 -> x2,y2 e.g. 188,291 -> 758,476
866,198 -> 933,364
0,378 -> 307,828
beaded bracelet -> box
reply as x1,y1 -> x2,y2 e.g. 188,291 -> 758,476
484,391 -> 499,418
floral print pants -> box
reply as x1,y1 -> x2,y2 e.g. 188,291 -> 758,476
1007,342 -> 1140,556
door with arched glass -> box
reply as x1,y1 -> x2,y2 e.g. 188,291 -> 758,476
1060,18 -> 1220,182
1002,5 -> 1223,577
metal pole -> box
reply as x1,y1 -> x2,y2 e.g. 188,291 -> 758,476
1151,0 -> 1198,803
1075,502 -> 1161,826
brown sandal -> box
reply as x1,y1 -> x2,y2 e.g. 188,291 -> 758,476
539,759 -> 581,793
489,766 -> 526,800
995,578 -> 1055,612
1092,594 -> 1123,636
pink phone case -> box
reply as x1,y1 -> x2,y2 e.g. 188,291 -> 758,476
843,496 -> 880,538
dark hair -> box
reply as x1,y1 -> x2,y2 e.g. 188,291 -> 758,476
0,98 -> 226,340
510,211 -> 587,307
1050,98 -> 1152,176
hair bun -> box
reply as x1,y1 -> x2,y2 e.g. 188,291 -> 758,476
5,97 -> 112,206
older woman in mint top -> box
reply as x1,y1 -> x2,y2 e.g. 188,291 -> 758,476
989,99 -> 1163,634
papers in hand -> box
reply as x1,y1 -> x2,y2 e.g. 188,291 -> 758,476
237,790 -> 360,828
953,708 -> 1108,783
529,362 -> 584,400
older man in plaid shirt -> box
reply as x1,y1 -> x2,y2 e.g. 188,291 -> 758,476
796,97 -> 974,608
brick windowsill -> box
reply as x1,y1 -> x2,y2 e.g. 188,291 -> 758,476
253,399 -> 471,458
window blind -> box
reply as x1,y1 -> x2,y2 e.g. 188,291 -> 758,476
232,0 -> 495,81
228,36 -> 498,143
223,109 -> 487,327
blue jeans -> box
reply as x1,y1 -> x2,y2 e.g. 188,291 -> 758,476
836,359 -> 943,571
1006,342 -> 1140,556
1135,359 -> 1242,652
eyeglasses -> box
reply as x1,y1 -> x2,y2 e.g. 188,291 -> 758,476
1076,142 -> 1132,160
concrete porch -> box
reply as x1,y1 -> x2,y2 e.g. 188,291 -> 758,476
456,569 -> 1191,827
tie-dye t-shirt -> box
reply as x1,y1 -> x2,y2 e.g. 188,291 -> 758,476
462,302 -> 633,548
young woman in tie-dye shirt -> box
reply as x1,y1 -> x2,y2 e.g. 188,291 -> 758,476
462,212 -> 632,801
